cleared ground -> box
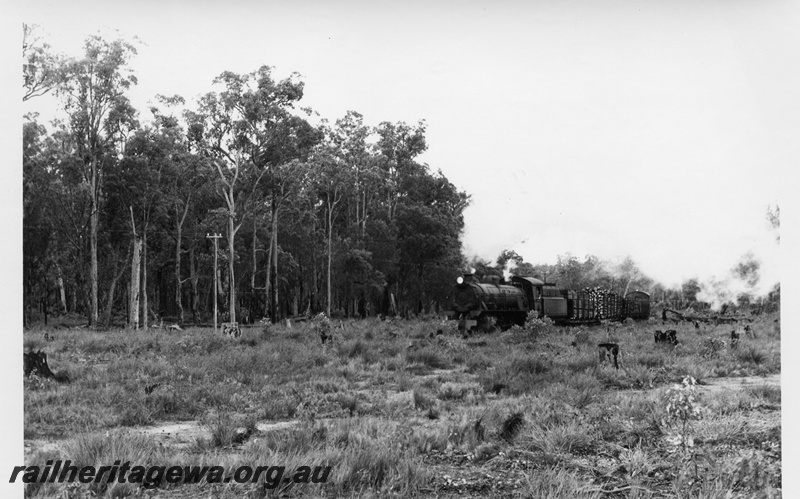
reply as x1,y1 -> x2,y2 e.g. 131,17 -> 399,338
22,314 -> 781,498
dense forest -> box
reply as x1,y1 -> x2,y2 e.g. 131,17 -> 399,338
23,30 -> 469,327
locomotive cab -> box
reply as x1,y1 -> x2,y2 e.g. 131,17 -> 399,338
510,276 -> 568,321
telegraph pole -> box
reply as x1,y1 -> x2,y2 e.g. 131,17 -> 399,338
207,233 -> 222,335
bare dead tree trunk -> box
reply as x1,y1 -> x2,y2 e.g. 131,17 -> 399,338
361,188 -> 367,240
213,157 -> 250,326
129,207 -> 141,329
327,204 -> 333,317
623,277 -> 633,297
56,263 -> 67,313
190,243 -> 199,323
175,199 -> 189,324
310,197 -> 318,314
270,199 -> 279,323
103,247 -> 129,327
264,226 -> 272,319
90,163 -> 99,327
142,229 -> 148,330
129,237 -> 142,329
251,216 -> 257,314
227,211 -> 236,324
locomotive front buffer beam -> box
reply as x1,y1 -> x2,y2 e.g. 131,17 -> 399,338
459,309 -> 483,331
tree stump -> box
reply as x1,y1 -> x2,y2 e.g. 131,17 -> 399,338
597,343 -> 620,370
24,350 -> 69,383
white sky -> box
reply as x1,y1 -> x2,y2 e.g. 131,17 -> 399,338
2,0 -> 799,492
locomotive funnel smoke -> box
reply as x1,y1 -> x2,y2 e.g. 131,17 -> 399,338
502,262 -> 514,281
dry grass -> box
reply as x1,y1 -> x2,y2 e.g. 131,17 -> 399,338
23,313 -> 781,497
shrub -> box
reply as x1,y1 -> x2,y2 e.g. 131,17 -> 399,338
346,340 -> 369,359
572,329 -> 591,347
117,400 -> 153,427
736,345 -> 767,365
699,337 -> 726,359
524,314 -> 555,337
746,384 -> 781,405
260,318 -> 274,340
525,420 -> 595,454
437,382 -> 483,401
500,412 -> 525,442
335,393 -> 359,416
312,312 -> 332,340
413,389 -> 436,411
662,376 -> 705,451
466,353 -> 491,373
199,410 -> 239,448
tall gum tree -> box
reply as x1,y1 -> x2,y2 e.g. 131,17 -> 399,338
57,35 -> 138,326
310,140 -> 354,316
329,111 -> 372,243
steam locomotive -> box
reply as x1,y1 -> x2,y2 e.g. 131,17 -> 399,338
448,272 -> 651,331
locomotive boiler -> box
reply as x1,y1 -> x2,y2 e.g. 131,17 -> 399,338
451,273 -> 528,331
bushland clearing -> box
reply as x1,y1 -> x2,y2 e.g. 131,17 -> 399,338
23,313 -> 781,498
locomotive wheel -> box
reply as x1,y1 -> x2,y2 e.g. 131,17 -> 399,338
477,316 -> 497,333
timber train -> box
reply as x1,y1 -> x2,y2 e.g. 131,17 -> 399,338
449,272 -> 650,331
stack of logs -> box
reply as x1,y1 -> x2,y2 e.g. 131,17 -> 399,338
583,287 -> 621,320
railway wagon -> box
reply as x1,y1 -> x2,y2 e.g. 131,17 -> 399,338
623,290 -> 651,320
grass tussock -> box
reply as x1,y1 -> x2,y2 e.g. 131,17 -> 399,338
405,349 -> 449,370
519,467 -> 603,499
23,312 -> 780,498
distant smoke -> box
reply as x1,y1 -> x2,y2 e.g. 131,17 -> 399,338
696,252 -> 777,311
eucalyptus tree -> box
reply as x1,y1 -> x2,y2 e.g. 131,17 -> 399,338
144,95 -> 214,324
394,169 -> 468,313
322,112 -> 386,315
56,35 -> 139,326
328,111 -> 375,242
374,120 -> 428,221
23,23 -> 64,101
369,120 -> 469,313
186,65 -> 320,323
309,139 -> 354,316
